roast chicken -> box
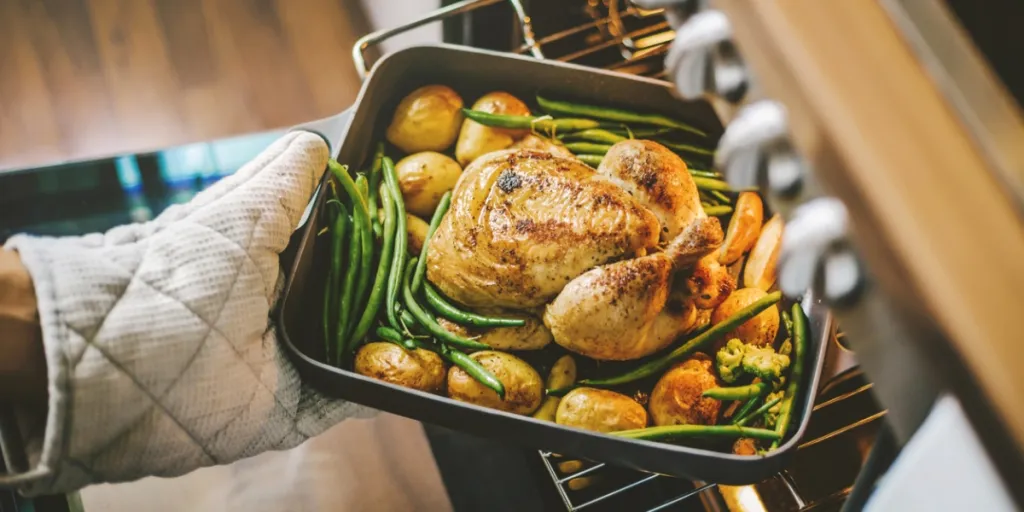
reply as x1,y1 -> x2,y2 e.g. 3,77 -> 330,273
426,140 -> 726,360
426,149 -> 660,309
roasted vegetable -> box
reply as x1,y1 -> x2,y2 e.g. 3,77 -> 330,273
394,152 -> 462,218
744,214 -> 783,291
533,355 -> 577,421
412,191 -> 451,293
716,338 -> 746,384
460,109 -> 600,135
456,91 -> 532,166
354,342 -> 446,393
613,425 -> 780,442
448,351 -> 543,415
425,284 -> 527,328
711,288 -> 780,350
742,344 -> 791,381
555,388 -> 648,433
648,355 -> 722,427
350,187 -> 398,345
437,315 -> 551,351
719,192 -> 764,265
536,95 -> 706,137
771,303 -> 808,448
405,213 -> 430,256
386,85 -> 464,153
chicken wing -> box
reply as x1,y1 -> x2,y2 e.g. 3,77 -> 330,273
426,149 -> 661,309
544,217 -> 724,360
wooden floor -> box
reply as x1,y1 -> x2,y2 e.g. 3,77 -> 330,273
0,0 -> 375,171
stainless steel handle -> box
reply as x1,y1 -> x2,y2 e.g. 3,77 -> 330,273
665,10 -> 747,102
778,197 -> 864,304
352,0 -> 543,80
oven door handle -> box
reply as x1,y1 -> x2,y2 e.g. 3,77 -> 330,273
350,0 -> 543,80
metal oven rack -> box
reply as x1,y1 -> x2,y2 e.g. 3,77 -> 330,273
353,2 -> 887,510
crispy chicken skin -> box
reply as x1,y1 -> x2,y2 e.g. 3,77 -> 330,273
597,140 -> 705,241
426,149 -> 661,309
544,218 -> 724,360
509,134 -> 576,159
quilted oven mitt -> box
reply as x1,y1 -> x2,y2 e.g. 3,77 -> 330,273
1,131 -> 373,495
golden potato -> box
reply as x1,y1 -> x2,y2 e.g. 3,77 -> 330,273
719,192 -> 764,265
710,288 -> 780,350
395,152 -> 463,218
744,214 -> 783,291
437,313 -> 551,351
455,91 -> 531,166
447,351 -> 543,415
733,438 -> 758,456
406,213 -> 431,256
354,342 -> 446,393
648,354 -> 721,426
685,254 -> 736,310
556,388 -> 648,433
386,85 -> 464,153
533,355 -> 577,421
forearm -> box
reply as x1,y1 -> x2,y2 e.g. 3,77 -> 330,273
0,249 -> 46,405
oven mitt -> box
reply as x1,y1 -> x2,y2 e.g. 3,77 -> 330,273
1,131 -> 374,496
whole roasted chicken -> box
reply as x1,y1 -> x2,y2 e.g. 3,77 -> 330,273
426,140 -> 727,360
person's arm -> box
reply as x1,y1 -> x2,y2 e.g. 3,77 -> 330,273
0,249 -> 46,406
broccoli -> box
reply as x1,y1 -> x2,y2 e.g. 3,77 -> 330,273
763,390 -> 785,429
716,338 -> 746,384
741,345 -> 791,381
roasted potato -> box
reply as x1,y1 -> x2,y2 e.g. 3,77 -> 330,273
437,313 -> 552,351
648,354 -> 722,426
744,213 -> 783,291
533,355 -> 577,421
395,151 -> 463,218
719,192 -> 764,265
406,213 -> 431,256
733,437 -> 758,456
455,91 -> 531,166
447,351 -> 543,415
711,288 -> 780,350
386,85 -> 464,153
555,388 -> 648,433
354,342 -> 446,393
684,254 -> 736,310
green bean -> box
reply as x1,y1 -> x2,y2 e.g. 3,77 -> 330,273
689,169 -> 722,179
367,142 -> 385,237
781,309 -> 794,338
710,190 -> 732,205
376,326 -> 418,351
735,396 -> 783,427
704,205 -> 733,217
537,95 -> 707,137
349,184 -> 398,347
353,175 -> 373,310
575,154 -> 604,167
436,340 -> 505,398
692,177 -> 732,192
564,142 -> 613,155
336,208 -> 361,361
549,291 -> 782,395
600,125 -> 674,138
703,382 -> 770,401
381,157 -> 408,334
656,139 -> 715,157
560,129 -> 626,145
401,259 -> 490,351
323,201 -> 347,365
612,425 -> 780,442
328,161 -> 372,330
772,303 -> 808,449
461,109 -> 600,133
424,282 -> 526,328
412,191 -> 451,294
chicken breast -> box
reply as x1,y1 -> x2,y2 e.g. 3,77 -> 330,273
544,218 -> 724,360
597,140 -> 705,241
426,149 -> 661,309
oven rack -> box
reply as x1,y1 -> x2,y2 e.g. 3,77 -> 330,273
538,364 -> 885,512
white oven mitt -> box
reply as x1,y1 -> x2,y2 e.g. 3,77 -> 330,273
1,131 -> 373,496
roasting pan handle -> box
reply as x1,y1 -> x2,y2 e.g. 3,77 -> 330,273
351,0 -> 543,80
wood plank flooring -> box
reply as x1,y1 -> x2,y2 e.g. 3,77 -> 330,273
0,0 -> 374,171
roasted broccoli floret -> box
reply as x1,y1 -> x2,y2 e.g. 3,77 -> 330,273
741,345 -> 791,381
763,390 -> 785,429
716,338 -> 746,384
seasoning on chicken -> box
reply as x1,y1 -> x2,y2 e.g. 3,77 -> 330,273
426,149 -> 661,309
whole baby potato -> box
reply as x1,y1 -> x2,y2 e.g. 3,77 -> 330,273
406,213 -> 431,255
455,91 -> 532,166
354,342 -> 446,393
710,287 -> 780,350
648,355 -> 721,427
555,388 -> 648,433
395,151 -> 463,218
447,351 -> 543,415
386,85 -> 464,153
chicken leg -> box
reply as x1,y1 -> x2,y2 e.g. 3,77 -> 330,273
544,217 -> 724,361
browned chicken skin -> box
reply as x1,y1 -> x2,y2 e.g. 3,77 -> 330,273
426,149 -> 660,309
